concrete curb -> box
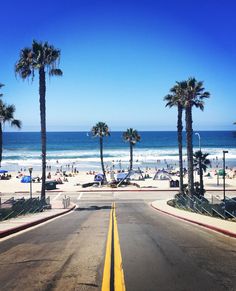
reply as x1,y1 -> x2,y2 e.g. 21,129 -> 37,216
0,205 -> 76,239
151,203 -> 236,239
75,189 -> 236,192
8,188 -> 236,194
75,189 -> 175,192
11,189 -> 175,194
10,189 -> 177,194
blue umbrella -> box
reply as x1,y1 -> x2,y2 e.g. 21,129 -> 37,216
117,172 -> 128,181
0,169 -> 8,174
94,174 -> 104,182
21,176 -> 31,183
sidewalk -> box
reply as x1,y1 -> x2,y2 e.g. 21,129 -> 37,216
0,200 -> 76,239
151,200 -> 236,238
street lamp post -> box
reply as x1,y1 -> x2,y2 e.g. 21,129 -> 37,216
223,151 -> 228,202
217,171 -> 219,186
29,167 -> 33,199
195,132 -> 201,151
195,133 -> 202,192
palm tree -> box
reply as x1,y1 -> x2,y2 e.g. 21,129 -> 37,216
164,82 -> 186,194
183,78 -> 210,195
0,98 -> 21,167
123,128 -> 141,171
193,151 -> 211,196
15,40 -> 62,201
91,122 -> 110,183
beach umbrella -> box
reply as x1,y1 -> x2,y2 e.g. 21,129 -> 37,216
94,174 -> 104,182
116,172 -> 128,181
21,176 -> 31,183
218,169 -> 225,176
0,169 -> 8,174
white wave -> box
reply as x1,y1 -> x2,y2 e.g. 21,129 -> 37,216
2,147 -> 236,168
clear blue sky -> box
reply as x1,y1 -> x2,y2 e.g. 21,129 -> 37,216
1,0 -> 236,131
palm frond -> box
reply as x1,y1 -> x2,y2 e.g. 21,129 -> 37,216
0,99 -> 21,129
91,122 -> 110,137
11,119 -> 22,129
15,47 -> 34,79
164,81 -> 186,110
0,83 -> 4,98
184,77 -> 210,110
49,69 -> 63,76
123,128 -> 141,145
16,40 -> 62,79
193,150 -> 211,172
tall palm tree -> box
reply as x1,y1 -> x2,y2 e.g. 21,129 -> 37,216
193,151 -> 211,196
15,40 -> 62,201
164,82 -> 186,194
91,122 -> 110,183
183,78 -> 210,195
0,98 -> 21,167
123,128 -> 141,171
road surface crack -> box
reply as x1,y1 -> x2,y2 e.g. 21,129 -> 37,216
44,253 -> 74,291
77,282 -> 98,287
0,259 -> 61,265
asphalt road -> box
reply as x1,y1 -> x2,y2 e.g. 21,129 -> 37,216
116,202 -> 236,291
0,203 -> 111,291
0,198 -> 236,290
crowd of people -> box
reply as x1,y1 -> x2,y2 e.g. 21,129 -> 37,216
0,173 -> 11,180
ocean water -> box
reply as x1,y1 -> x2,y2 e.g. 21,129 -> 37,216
2,131 -> 236,171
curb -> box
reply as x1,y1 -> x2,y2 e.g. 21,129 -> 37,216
0,205 -> 76,239
151,203 -> 236,239
14,191 -> 63,194
8,189 -> 236,194
12,190 -> 175,194
78,188 -> 236,192
13,189 -> 177,193
76,189 -> 176,192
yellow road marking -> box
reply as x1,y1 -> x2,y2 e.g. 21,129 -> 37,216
101,205 -> 113,291
113,205 -> 126,291
102,202 -> 126,291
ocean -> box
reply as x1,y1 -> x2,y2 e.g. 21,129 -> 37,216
2,131 -> 236,172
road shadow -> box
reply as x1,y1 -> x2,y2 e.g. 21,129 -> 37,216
75,205 -> 112,211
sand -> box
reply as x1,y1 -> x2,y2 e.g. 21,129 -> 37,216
0,168 -> 236,201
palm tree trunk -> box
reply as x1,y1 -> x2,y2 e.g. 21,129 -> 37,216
177,104 -> 184,194
130,142 -> 133,171
39,67 -> 46,201
100,136 -> 107,183
185,105 -> 194,195
0,122 -> 2,167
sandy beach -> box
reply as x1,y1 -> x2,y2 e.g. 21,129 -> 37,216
1,131 -> 236,203
1,168 -> 236,201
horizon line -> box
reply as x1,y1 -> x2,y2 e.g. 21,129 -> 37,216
4,129 -> 236,133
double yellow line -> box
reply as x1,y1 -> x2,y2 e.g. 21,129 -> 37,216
102,202 -> 126,291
